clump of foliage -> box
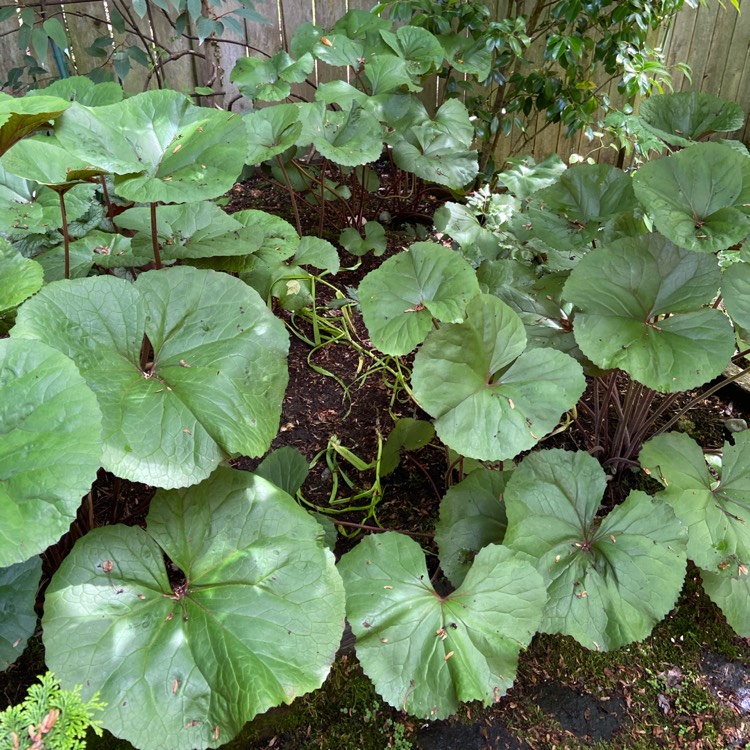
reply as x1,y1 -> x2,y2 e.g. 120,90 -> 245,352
0,4 -> 748,749
0,672 -> 104,750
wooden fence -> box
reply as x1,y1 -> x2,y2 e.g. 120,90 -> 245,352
0,0 -> 748,163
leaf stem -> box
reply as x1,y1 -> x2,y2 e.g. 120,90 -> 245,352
150,202 -> 162,270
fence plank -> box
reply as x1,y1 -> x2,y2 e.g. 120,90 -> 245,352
149,4 -> 198,96
281,0 -> 315,102
63,1 -> 112,78
0,13 -> 24,89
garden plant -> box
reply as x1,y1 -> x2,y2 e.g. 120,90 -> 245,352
1,3 -> 750,749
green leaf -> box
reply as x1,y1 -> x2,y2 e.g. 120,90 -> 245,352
632,142 -> 750,252
294,235 -> 339,275
255,446 -> 310,496
0,556 -> 42,669
504,449 -> 687,650
535,163 -> 637,225
28,76 -> 124,106
116,202 -> 261,261
0,95 -> 69,156
359,243 -> 479,355
379,25 -> 444,76
639,92 -> 745,148
701,567 -> 750,636
54,90 -> 246,203
563,233 -> 734,392
0,338 -> 102,566
42,17 -> 68,51
390,100 -> 477,189
11,267 -> 288,489
0,239 -> 43,312
297,103 -> 384,167
412,294 -> 585,461
338,533 -> 546,719
722,261 -> 750,329
43,467 -> 345,750
230,52 -> 314,102
640,431 -> 750,573
497,154 -> 567,201
244,104 -> 302,163
381,417 -> 434,476
339,220 -> 386,257
435,469 -> 510,588
2,135 -> 107,186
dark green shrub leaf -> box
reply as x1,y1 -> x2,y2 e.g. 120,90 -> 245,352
43,467 -> 345,750
338,532 -> 545,719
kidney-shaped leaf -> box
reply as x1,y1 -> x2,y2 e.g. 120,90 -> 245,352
244,104 -> 302,164
632,142 -> 750,252
231,52 -> 314,102
412,294 -> 585,461
563,233 -> 733,392
11,267 -> 288,488
43,467 -> 345,750
54,90 -> 246,203
701,567 -> 750,637
435,468 -> 510,588
338,532 -> 545,719
640,431 -> 750,573
359,242 -> 480,355
639,92 -> 745,148
0,556 -> 42,669
503,449 -> 687,650
0,339 -> 102,566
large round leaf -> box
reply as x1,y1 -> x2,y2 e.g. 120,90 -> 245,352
0,239 -> 43,312
503,449 -> 687,650
0,338 -> 102,566
412,294 -> 585,461
297,102 -> 384,167
640,431 -> 750,573
435,468 -> 510,588
563,233 -> 733,392
43,467 -> 345,750
632,142 -> 750,252
0,556 -> 42,669
535,163 -> 637,225
359,242 -> 480,355
11,267 -> 288,488
53,90 -> 246,203
639,92 -> 745,148
116,202 -> 262,261
244,104 -> 302,163
338,532 -> 545,719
